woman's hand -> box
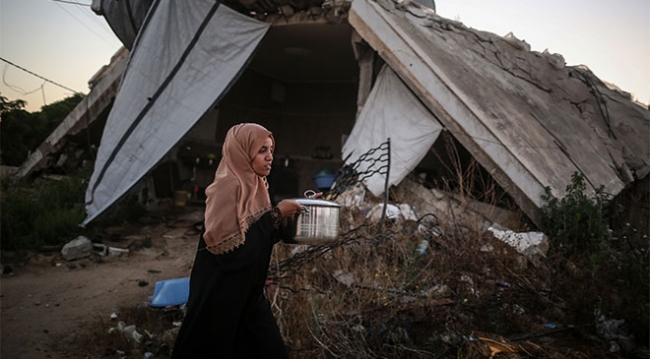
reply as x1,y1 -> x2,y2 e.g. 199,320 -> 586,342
276,199 -> 304,218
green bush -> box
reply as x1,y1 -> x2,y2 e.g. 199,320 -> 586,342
1,168 -> 149,255
541,171 -> 610,261
1,173 -> 88,251
541,172 -> 649,346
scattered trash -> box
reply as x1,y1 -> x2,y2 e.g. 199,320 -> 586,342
608,341 -> 621,353
366,203 -> 417,222
595,311 -> 628,341
416,214 -> 443,250
110,312 -> 118,319
333,183 -> 366,208
332,270 -> 355,287
425,284 -> 450,298
352,323 -> 366,333
108,247 -> 129,257
397,204 -> 417,221
291,245 -> 309,255
487,226 -> 549,257
417,239 -> 429,255
125,326 -> 143,343
367,203 -> 399,221
94,243 -> 130,257
109,321 -> 143,343
480,244 -> 494,252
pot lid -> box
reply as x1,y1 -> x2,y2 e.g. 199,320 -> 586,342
295,198 -> 341,207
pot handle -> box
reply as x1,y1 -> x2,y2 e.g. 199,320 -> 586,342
304,190 -> 317,198
300,190 -> 317,215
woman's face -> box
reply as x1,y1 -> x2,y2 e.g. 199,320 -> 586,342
251,136 -> 274,176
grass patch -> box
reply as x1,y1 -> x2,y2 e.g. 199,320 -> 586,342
1,169 -> 147,265
1,172 -> 88,251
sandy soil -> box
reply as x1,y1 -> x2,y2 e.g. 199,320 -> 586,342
0,208 -> 203,359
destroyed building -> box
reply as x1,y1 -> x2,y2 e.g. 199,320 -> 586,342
13,0 -> 649,231
7,2 -> 649,356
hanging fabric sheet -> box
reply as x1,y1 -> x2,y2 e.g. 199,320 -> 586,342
342,65 -> 443,197
96,0 -> 155,50
83,0 -> 270,226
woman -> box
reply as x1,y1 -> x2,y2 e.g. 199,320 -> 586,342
171,123 -> 303,358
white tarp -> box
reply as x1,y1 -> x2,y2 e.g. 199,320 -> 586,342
83,0 -> 270,226
342,65 -> 443,196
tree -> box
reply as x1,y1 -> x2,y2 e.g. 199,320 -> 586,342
38,93 -> 84,131
0,94 -> 83,166
1,96 -> 36,166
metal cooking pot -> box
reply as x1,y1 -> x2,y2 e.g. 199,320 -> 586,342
281,191 -> 341,245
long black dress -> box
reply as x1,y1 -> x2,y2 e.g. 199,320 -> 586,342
171,210 -> 288,358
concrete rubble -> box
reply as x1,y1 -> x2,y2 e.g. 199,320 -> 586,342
60,236 -> 93,261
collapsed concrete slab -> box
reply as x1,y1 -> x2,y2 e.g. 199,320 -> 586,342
13,48 -> 128,180
348,0 -> 649,225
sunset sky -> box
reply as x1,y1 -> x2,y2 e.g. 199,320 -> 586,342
1,0 -> 648,112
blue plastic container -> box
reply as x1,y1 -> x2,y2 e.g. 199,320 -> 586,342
148,277 -> 190,307
313,174 -> 335,189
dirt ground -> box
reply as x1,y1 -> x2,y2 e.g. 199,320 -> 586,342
0,207 -> 204,359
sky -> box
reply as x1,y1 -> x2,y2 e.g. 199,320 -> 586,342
1,0 -> 122,112
1,0 -> 648,113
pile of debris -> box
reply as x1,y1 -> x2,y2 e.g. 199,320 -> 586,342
55,176 -> 645,358
266,177 -> 642,358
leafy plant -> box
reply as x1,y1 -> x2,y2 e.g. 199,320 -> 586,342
541,172 -> 610,261
541,172 -> 649,347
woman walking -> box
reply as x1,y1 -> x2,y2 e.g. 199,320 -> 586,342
171,123 -> 303,358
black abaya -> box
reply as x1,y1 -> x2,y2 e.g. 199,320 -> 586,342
171,211 -> 288,358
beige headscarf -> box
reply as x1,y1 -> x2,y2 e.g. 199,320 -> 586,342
203,123 -> 274,255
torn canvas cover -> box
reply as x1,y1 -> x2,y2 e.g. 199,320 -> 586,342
342,65 -> 443,197
83,0 -> 270,226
